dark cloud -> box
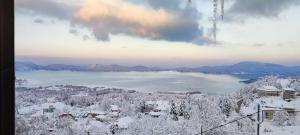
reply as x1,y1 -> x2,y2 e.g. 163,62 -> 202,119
147,0 -> 182,11
83,35 -> 90,40
33,18 -> 45,24
69,29 -> 78,35
252,43 -> 265,47
16,0 -> 211,45
15,0 -> 73,19
228,0 -> 299,20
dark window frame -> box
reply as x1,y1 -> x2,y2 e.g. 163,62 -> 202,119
0,0 -> 15,134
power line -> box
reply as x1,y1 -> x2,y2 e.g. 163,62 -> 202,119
195,111 -> 259,135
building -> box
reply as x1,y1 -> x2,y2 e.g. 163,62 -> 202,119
262,106 -> 296,120
58,113 -> 76,120
257,86 -> 281,97
83,111 -> 107,118
43,105 -> 55,114
262,98 -> 296,120
110,105 -> 121,118
110,105 -> 121,113
262,107 -> 284,120
283,88 -> 296,101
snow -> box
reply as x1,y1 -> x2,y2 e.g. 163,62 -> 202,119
145,100 -> 170,111
19,102 -> 67,115
149,111 -> 163,117
262,97 -> 295,109
117,117 -> 134,129
261,124 -> 300,135
89,110 -> 106,115
257,86 -> 281,91
283,88 -> 295,91
241,97 -> 296,115
110,105 -> 120,111
14,77 -> 300,135
276,79 -> 291,88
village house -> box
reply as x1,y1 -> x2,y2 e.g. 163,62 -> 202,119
58,113 -> 76,121
262,98 -> 296,120
145,101 -> 169,117
283,88 -> 296,101
257,86 -> 282,97
43,105 -> 55,114
257,85 -> 297,102
262,106 -> 296,120
262,107 -> 284,120
95,114 -> 109,122
83,111 -> 107,118
110,105 -> 121,118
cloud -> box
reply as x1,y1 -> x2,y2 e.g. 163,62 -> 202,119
69,29 -> 78,35
33,18 -> 45,24
15,0 -> 73,19
252,43 -> 265,47
83,35 -> 90,40
72,0 -> 207,44
227,0 -> 299,20
15,0 -> 211,44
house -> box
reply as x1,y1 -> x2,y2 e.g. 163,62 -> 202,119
83,111 -> 107,118
257,86 -> 281,97
58,113 -> 76,120
149,111 -> 162,118
262,106 -> 296,120
43,105 -> 55,114
283,88 -> 296,101
262,107 -> 284,120
262,98 -> 296,120
95,115 -> 109,122
116,117 -> 134,130
110,105 -> 121,118
110,105 -> 121,113
145,101 -> 169,114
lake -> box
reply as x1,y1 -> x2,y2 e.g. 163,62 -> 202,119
16,71 -> 246,95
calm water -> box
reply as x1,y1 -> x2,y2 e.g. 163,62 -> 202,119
16,71 -> 245,94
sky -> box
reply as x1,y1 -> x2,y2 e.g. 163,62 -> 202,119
15,0 -> 300,67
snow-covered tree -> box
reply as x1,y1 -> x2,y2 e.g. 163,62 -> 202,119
272,111 -> 289,126
218,95 -> 235,117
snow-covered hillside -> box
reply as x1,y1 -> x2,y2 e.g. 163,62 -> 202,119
15,76 -> 300,135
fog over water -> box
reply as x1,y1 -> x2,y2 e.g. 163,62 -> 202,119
16,71 -> 245,95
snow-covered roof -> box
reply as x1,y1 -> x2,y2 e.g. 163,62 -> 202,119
283,87 -> 295,91
89,110 -> 106,115
241,97 -> 297,115
257,86 -> 281,92
261,107 -> 283,111
95,115 -> 107,119
110,105 -> 120,111
149,111 -> 162,116
111,112 -> 119,116
276,79 -> 290,88
145,101 -> 169,111
262,98 -> 295,109
117,117 -> 134,129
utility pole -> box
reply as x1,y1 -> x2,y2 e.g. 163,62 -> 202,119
257,104 -> 260,135
200,126 -> 203,135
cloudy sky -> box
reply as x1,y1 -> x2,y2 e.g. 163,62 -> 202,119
15,0 -> 300,67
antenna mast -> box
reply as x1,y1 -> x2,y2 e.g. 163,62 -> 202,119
213,0 -> 218,43
187,0 -> 225,43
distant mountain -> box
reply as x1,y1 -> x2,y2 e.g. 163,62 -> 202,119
15,62 -> 163,72
193,61 -> 300,78
15,61 -> 300,79
43,64 -> 83,71
15,62 -> 41,71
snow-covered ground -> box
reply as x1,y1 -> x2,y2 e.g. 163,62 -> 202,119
15,76 -> 300,135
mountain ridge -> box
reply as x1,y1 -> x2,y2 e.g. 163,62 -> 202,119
15,61 -> 300,78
